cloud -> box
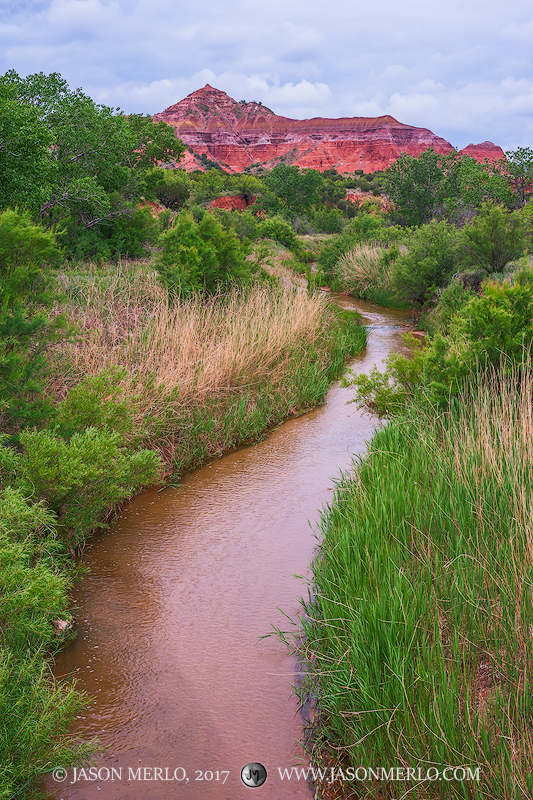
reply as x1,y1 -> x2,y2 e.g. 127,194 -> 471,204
1,0 -> 533,148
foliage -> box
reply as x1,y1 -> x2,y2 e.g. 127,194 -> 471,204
262,164 -> 325,213
258,215 -> 300,249
2,428 -> 161,548
384,147 -> 461,225
504,146 -> 533,207
155,211 -> 253,295
58,202 -> 159,261
56,366 -> 139,444
343,333 -> 425,416
461,201 -> 528,272
317,214 -> 398,277
390,219 -> 461,305
189,170 -> 226,204
349,271 -> 533,415
144,167 -> 191,210
456,154 -> 515,210
309,206 -> 345,233
0,210 -> 65,431
0,484 -> 96,799
0,82 -> 53,214
0,70 -> 185,256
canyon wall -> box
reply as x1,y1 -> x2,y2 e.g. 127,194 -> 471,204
154,85 -> 504,174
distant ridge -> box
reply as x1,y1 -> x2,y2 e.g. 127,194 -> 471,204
154,85 -> 505,173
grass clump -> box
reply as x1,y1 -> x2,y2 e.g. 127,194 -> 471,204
49,263 -> 366,476
297,370 -> 533,798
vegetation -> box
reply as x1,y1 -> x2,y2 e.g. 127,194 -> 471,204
0,69 -> 372,798
289,143 -> 533,799
4,66 -> 533,799
299,370 -> 533,798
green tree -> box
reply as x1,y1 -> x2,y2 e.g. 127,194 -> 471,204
461,202 -> 528,273
456,154 -> 515,209
0,70 -> 185,242
145,167 -> 191,210
384,147 -> 461,226
503,147 -> 533,207
263,164 -> 325,213
0,83 -> 53,213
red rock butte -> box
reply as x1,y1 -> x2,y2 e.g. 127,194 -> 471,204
154,85 -> 504,174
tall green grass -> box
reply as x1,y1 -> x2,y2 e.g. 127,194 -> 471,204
299,370 -> 533,798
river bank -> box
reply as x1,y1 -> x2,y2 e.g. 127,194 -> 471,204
48,298 -> 411,800
299,371 -> 533,799
0,270 -> 367,800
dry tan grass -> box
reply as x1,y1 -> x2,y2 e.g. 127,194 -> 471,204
49,261 -> 329,433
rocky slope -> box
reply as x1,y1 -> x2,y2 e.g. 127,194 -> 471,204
154,85 -> 504,174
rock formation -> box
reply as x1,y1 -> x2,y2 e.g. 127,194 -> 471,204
458,141 -> 505,162
154,85 -> 503,174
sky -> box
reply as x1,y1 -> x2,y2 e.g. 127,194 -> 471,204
1,0 -> 533,150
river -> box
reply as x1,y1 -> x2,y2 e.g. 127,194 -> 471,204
51,297 -> 411,800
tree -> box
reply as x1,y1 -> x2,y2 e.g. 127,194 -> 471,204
502,147 -> 533,207
262,164 -> 325,213
384,148 -> 461,226
0,71 -> 185,236
461,202 -> 528,273
456,155 -> 515,209
0,83 -> 53,213
145,167 -> 191,210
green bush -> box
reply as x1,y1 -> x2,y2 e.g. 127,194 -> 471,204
309,206 -> 345,233
56,366 -> 139,444
461,202 -> 528,273
2,428 -> 161,548
391,219 -> 461,305
156,211 -> 253,296
348,272 -> 533,415
0,209 -> 65,432
58,203 -> 159,261
145,167 -> 191,210
0,486 -> 95,799
258,215 -> 298,248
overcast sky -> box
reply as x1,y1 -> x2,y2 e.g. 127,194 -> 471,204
1,0 -> 532,150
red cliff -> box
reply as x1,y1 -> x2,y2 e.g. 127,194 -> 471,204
458,141 -> 505,162
154,86 -> 502,174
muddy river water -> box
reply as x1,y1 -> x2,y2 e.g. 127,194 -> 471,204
51,298 -> 411,800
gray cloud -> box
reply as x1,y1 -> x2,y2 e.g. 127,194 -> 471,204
1,0 -> 532,148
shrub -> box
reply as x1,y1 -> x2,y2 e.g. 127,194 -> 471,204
3,428 -> 161,548
258,215 -> 299,249
310,207 -> 345,233
461,202 -> 528,273
0,209 -> 65,431
56,366 -> 139,444
145,167 -> 191,210
156,211 -> 252,296
391,219 -> 461,305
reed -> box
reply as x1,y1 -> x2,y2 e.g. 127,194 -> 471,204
335,241 -> 391,296
299,368 -> 533,798
50,261 -> 366,473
